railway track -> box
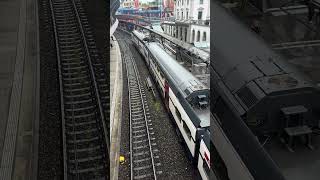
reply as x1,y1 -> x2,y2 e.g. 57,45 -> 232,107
49,0 -> 109,178
116,33 -> 161,180
272,39 -> 320,50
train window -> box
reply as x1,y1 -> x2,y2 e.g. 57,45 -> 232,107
211,142 -> 230,180
183,121 -> 192,140
175,106 -> 182,122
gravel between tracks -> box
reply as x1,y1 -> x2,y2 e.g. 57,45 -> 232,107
117,31 -> 201,180
38,0 -> 63,178
38,0 -> 109,178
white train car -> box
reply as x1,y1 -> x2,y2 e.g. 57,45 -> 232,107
197,130 -> 214,180
131,30 -> 210,174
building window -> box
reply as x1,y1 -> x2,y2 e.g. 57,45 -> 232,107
197,31 -> 200,42
200,0 -> 204,4
181,12 -> 184,19
203,32 -> 206,41
188,0 -> 189,5
186,11 -> 189,19
198,11 -> 203,20
192,29 -> 195,42
180,27 -> 183,40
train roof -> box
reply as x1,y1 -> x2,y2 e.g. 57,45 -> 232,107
212,2 -> 314,95
147,42 -> 207,97
132,30 -> 146,40
146,42 -> 210,127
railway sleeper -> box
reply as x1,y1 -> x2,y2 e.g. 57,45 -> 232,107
66,119 -> 96,127
61,56 -> 85,61
68,145 -> 101,153
62,59 -> 85,65
57,26 -> 78,31
65,112 -> 96,119
133,157 -> 151,164
133,139 -> 149,144
64,98 -> 94,105
132,121 -> 145,125
132,106 -> 143,111
131,108 -> 143,113
65,117 -> 99,125
133,145 -> 149,151
60,54 -> 86,60
54,17 -> 76,23
63,81 -> 90,87
68,171 -> 105,179
98,88 -> 109,95
133,165 -> 152,171
65,105 -> 95,112
64,92 -> 91,98
53,9 -> 74,14
65,98 -> 92,105
66,128 -> 98,136
54,13 -> 76,18
132,124 -> 146,130
66,140 -> 101,150
133,151 -> 150,157
56,22 -> 78,27
132,129 -> 147,134
69,155 -> 103,164
60,43 -> 82,49
65,108 -> 97,117
132,114 -> 144,119
63,70 -> 88,76
58,32 -> 81,38
64,95 -> 94,102
65,127 -> 100,137
68,147 -> 105,159
63,75 -> 88,81
58,38 -> 81,44
60,48 -> 83,54
68,165 -> 105,174
67,136 -> 99,144
134,173 -> 153,180
133,134 -> 147,138
58,36 -> 81,41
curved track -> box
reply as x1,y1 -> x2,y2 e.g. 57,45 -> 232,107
116,33 -> 158,180
49,0 -> 109,178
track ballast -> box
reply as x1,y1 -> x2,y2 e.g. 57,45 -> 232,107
49,0 -> 109,178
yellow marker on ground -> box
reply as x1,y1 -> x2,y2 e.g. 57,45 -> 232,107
119,155 -> 125,164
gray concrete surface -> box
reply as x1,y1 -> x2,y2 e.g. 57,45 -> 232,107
0,0 -> 39,179
110,35 -> 123,180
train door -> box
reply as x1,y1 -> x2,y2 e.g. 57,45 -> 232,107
164,81 -> 170,109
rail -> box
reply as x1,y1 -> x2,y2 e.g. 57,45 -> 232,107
117,34 -> 157,180
49,0 -> 109,178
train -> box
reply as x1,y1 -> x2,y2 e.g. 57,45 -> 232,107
131,30 -> 212,180
212,1 -> 320,143
210,1 -> 320,180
